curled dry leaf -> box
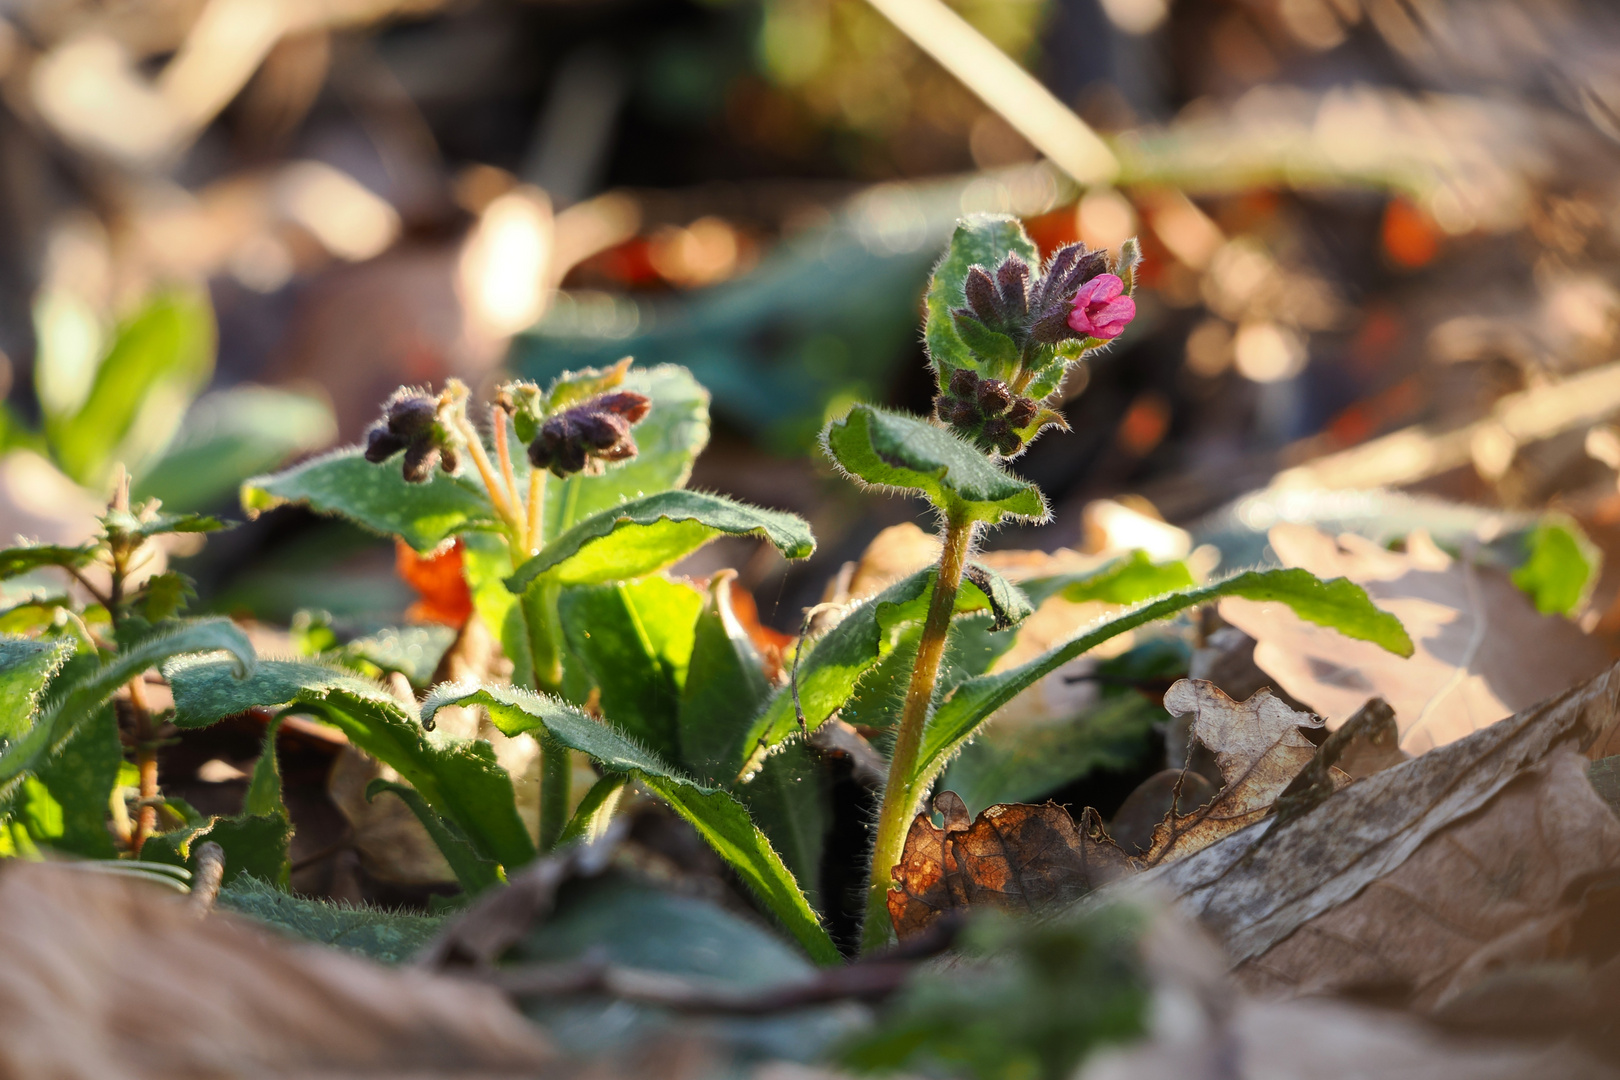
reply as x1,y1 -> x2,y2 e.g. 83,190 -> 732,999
1219,524 -> 1611,754
1143,680 -> 1348,866
1079,904 -> 1620,1080
0,861 -> 553,1079
886,791 -> 1135,941
1127,660 -> 1620,1015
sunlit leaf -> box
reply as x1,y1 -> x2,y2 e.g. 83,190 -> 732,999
1512,512 -> 1601,616
823,405 -> 1046,525
925,215 -> 1041,383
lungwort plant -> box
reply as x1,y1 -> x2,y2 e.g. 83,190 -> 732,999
0,213 -> 1412,968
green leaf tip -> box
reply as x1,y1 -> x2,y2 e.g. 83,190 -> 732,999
506,489 -> 815,591
822,404 -> 1047,525
1512,512 -> 1601,617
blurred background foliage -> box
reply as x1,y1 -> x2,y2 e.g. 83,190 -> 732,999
1,0 -> 1620,635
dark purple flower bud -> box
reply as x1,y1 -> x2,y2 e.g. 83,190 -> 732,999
1007,397 -> 1038,428
527,390 -> 652,477
936,396 -> 979,427
996,256 -> 1030,316
402,442 -> 441,484
976,379 -> 1012,415
364,424 -> 407,463
948,368 -> 980,398
963,267 -> 1001,324
981,416 -> 1016,453
384,391 -> 438,437
439,443 -> 459,475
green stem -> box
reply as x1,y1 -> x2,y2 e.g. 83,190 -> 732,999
861,512 -> 975,953
518,553 -> 570,852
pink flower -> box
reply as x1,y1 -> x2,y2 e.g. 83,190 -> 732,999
1066,274 -> 1136,340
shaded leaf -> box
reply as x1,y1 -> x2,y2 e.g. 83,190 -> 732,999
508,489 -> 815,591
914,568 -> 1412,799
1142,681 -> 1344,866
367,779 -> 502,895
887,791 -> 1136,942
1220,524 -> 1608,754
166,658 -> 534,871
559,577 -> 702,763
138,571 -> 194,623
823,404 -> 1047,524
337,624 -> 457,688
422,682 -> 838,964
220,875 -> 443,963
22,704 -> 120,859
679,573 -> 773,781
102,509 -> 227,539
556,773 -> 629,848
244,715 -> 287,820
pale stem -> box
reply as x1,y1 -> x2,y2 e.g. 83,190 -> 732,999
860,512 -> 975,953
491,404 -> 527,552
453,414 -> 520,531
526,468 -> 546,559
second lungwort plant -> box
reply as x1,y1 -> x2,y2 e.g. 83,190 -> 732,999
784,214 -> 1413,950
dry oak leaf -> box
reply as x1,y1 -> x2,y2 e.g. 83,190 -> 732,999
1080,904 -> 1620,1080
887,791 -> 1135,941
1143,680 -> 1349,866
0,860 -> 553,1080
1219,524 -> 1611,755
1125,660 -> 1620,1012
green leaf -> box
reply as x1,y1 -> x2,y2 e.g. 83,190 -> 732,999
165,658 -> 535,871
558,577 -> 703,763
1512,512 -> 1601,617
244,715 -> 287,820
0,544 -> 94,581
138,571 -> 195,623
679,575 -> 829,908
679,575 -> 773,781
925,215 -> 1041,382
0,637 -> 72,743
102,509 -> 227,541
144,812 -> 292,887
510,490 -> 816,591
21,704 -> 120,858
366,778 -> 502,895
135,386 -> 338,513
738,565 -> 1031,775
219,875 -> 442,963
462,532 -> 531,684
1019,551 -> 1196,607
47,290 -> 216,490
822,405 -> 1046,525
337,624 -> 457,688
912,568 -> 1413,794
0,619 -> 256,799
422,682 -> 838,965
242,448 -> 498,553
951,313 -> 1021,370
542,365 -> 711,536
556,773 -> 628,848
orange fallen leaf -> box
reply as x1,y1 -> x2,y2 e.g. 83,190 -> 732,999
396,537 -> 473,627
887,791 -> 1136,941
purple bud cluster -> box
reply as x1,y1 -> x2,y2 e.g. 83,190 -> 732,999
527,390 -> 652,477
365,389 -> 458,483
934,368 -> 1039,456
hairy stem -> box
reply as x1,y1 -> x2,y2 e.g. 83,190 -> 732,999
491,404 -> 527,551
526,468 -> 546,559
861,513 -> 974,953
128,675 -> 158,855
454,414 -> 520,531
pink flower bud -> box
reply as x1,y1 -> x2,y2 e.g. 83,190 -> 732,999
1066,274 -> 1136,341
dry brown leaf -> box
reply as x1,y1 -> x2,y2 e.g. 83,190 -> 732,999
886,791 -> 1135,941
0,861 -> 554,1079
1079,905 -> 1620,1080
1219,524 -> 1611,754
1127,660 -> 1620,1013
1143,680 -> 1348,865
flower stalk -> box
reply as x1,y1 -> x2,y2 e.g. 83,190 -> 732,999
862,511 -> 975,952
